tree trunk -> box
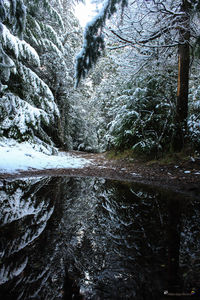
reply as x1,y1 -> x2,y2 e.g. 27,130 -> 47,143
172,1 -> 190,152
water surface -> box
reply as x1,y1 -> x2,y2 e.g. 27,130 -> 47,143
0,176 -> 199,299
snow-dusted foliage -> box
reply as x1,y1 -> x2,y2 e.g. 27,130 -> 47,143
0,0 -> 27,80
0,94 -> 52,144
69,80 -> 99,152
1,0 -> 199,156
87,0 -> 200,156
92,56 -> 177,156
21,0 -> 98,151
0,0 -> 95,153
188,68 -> 200,152
1,24 -> 40,66
0,24 -> 40,89
75,0 -> 128,86
75,0 -> 199,85
0,0 -> 63,152
17,63 -> 58,115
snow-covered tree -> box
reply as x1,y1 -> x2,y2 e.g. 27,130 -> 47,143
0,0 -> 95,153
90,50 -> 177,156
22,0 -> 98,151
188,61 -> 200,152
109,0 -> 200,153
69,79 -> 99,152
76,0 -> 200,153
0,0 -> 60,153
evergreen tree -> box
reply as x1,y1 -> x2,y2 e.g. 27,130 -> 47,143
91,51 -> 177,156
0,0 -> 93,153
22,0 -> 98,151
0,0 -> 60,153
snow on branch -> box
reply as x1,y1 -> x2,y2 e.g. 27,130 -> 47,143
1,24 -> 40,66
18,63 -> 59,117
75,0 -> 128,87
41,39 -> 63,58
45,0 -> 64,29
1,93 -> 50,136
40,23 -> 64,52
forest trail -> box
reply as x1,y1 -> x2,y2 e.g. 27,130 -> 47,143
1,151 -> 200,198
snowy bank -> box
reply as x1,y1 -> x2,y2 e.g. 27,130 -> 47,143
0,139 -> 92,174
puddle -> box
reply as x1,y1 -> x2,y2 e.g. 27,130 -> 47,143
0,176 -> 199,299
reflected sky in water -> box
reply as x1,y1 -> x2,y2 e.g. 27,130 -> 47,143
0,176 -> 199,299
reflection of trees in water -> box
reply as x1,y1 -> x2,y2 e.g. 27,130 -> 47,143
62,179 -> 169,299
62,179 -> 200,299
0,178 -> 54,258
179,197 -> 200,292
0,176 -> 199,300
0,177 -> 67,300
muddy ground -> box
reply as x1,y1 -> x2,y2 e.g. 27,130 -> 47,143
0,151 -> 200,198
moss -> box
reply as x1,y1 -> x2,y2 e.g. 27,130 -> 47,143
146,150 -> 198,166
106,149 -> 135,160
105,146 -> 199,166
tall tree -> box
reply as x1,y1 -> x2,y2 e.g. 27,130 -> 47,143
23,0 -> 76,148
1,0 -> 92,152
0,0 -> 60,152
174,0 -> 191,150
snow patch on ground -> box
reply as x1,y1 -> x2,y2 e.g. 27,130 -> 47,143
0,139 -> 92,174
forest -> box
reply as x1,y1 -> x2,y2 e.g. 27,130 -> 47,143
1,1 -> 200,299
0,0 -> 200,159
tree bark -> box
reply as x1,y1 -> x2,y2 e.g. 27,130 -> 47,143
172,1 -> 190,151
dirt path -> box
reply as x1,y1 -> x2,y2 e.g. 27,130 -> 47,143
0,151 -> 200,198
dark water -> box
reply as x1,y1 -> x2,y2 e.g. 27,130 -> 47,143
0,176 -> 199,300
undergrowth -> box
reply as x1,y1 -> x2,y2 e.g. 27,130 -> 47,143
105,147 -> 199,165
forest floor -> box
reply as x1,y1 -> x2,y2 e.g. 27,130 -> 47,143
1,151 -> 200,198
